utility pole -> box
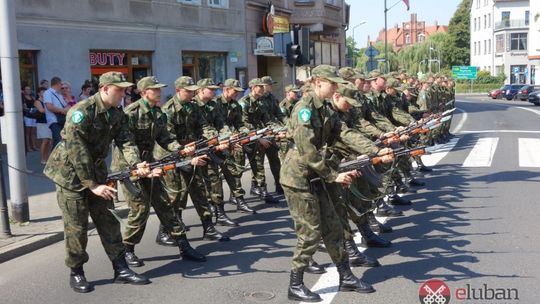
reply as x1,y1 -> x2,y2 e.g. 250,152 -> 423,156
384,0 -> 388,73
0,0 -> 30,223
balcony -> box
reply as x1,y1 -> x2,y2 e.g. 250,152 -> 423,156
494,19 -> 529,31
291,2 -> 344,29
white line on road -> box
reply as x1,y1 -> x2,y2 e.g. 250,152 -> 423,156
419,137 -> 460,167
452,106 -> 467,134
462,137 -> 499,167
518,138 -> 540,167
516,106 -> 540,117
458,130 -> 540,134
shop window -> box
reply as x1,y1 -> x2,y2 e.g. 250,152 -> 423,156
0,50 -> 39,91
182,51 -> 226,83
510,33 -> 527,51
208,0 -> 228,8
89,50 -> 152,90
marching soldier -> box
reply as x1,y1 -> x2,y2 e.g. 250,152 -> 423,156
44,72 -> 151,293
111,76 -> 206,267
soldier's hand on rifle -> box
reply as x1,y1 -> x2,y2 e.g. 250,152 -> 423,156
259,138 -> 272,149
90,184 -> 117,201
135,161 -> 151,177
381,131 -> 395,139
276,131 -> 287,140
335,171 -> 356,186
399,134 -> 410,142
182,145 -> 196,156
395,126 -> 406,133
216,143 -> 230,152
191,155 -> 209,166
378,148 -> 392,156
147,167 -> 163,178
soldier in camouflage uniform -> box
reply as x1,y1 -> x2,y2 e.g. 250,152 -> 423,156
110,76 -> 206,266
215,79 -> 256,214
238,78 -> 281,204
281,65 -> 375,302
154,76 -> 229,243
278,84 -> 301,160
44,72 -> 150,293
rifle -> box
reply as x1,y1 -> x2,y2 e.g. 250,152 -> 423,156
310,146 -> 428,187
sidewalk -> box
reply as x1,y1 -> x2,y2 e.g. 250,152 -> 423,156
0,148 -> 128,263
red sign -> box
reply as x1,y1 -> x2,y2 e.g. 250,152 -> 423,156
89,52 -> 126,66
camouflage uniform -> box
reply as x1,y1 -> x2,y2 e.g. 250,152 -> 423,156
110,78 -> 186,246
44,75 -> 139,269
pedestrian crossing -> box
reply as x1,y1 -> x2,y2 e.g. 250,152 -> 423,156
419,136 -> 540,168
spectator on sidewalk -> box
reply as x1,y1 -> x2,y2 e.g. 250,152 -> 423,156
44,76 -> 70,148
22,85 -> 38,152
39,79 -> 49,89
61,81 -> 76,106
34,87 -> 51,164
79,83 -> 92,102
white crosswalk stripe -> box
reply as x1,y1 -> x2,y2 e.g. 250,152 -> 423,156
519,138 -> 540,167
462,137 -> 499,167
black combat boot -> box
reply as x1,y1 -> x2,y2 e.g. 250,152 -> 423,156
155,224 -> 177,247
112,257 -> 151,285
177,235 -> 206,262
376,199 -> 403,217
202,218 -> 230,242
250,181 -> 262,197
358,223 -> 391,248
288,269 -> 322,302
407,177 -> 425,187
305,258 -> 326,274
344,239 -> 380,267
367,212 -> 393,233
176,210 -> 190,231
125,244 -> 144,267
336,260 -> 375,293
388,194 -> 412,206
215,204 -> 239,227
69,266 -> 93,293
234,196 -> 256,214
275,183 -> 284,195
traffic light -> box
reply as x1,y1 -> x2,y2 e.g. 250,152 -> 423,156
297,27 -> 313,65
286,43 -> 302,66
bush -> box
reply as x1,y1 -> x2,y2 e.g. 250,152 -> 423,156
455,83 -> 501,93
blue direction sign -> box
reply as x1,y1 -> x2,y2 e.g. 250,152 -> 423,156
452,66 -> 477,80
366,59 -> 378,72
364,46 -> 379,58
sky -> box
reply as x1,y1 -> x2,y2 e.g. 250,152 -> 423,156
347,0 -> 462,47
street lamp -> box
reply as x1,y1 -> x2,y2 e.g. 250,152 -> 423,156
350,21 -> 367,67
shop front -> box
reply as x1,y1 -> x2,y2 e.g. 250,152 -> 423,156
181,51 -> 227,84
89,50 -> 152,89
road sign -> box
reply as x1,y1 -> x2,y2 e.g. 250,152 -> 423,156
366,59 -> 377,72
512,66 -> 520,73
364,46 -> 379,58
452,66 -> 477,80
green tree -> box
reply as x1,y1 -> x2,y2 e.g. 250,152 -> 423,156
442,0 -> 471,67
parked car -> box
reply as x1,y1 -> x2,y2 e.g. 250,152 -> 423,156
528,90 -> 540,106
517,85 -> 540,101
503,84 -> 525,100
499,84 -> 511,98
489,86 -> 503,99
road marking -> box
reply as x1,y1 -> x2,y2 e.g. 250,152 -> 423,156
458,130 -> 540,134
517,106 -> 540,117
462,137 -> 499,167
452,106 -> 467,134
419,137 -> 460,167
519,138 -> 540,167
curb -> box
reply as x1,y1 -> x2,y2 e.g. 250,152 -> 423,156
0,207 -> 130,264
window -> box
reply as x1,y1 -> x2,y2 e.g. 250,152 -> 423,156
501,11 -> 510,27
510,33 -> 527,51
474,18 -> 477,31
525,11 -> 530,26
495,34 -> 504,53
405,34 -> 410,44
326,0 -> 337,5
484,40 -> 487,54
182,51 -> 226,83
478,41 -> 481,55
417,33 -> 425,43
476,0 -> 480,9
484,0 -> 488,6
488,13 -> 491,28
488,39 -> 491,54
207,0 -> 228,8
484,15 -> 487,29
177,0 -> 201,5
474,42 -> 477,55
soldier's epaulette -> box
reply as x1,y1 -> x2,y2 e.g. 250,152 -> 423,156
123,100 -> 141,113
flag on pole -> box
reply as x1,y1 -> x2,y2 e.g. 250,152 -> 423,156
403,0 -> 410,10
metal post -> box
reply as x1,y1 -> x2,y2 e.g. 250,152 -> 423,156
0,0 -> 30,223
384,0 -> 388,73
291,64 -> 296,86
0,154 -> 12,238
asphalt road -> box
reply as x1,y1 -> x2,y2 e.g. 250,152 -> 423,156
1,95 -> 539,304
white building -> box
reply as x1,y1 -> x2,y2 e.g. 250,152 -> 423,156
528,0 -> 540,84
470,0 -> 533,84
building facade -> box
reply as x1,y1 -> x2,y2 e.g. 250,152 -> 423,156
376,13 -> 448,52
470,0 -> 534,84
528,0 -> 539,83
8,0 -> 247,97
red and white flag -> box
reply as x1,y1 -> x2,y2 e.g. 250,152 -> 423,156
403,0 -> 410,10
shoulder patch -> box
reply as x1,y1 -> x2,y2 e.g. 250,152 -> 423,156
298,108 -> 311,123
239,100 -> 246,110
71,110 -> 85,124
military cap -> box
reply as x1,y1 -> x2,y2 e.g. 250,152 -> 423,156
337,83 -> 361,107
366,69 -> 385,81
137,76 -> 167,91
386,78 -> 400,89
338,67 -> 361,81
99,72 -> 133,88
248,78 -> 264,87
174,76 -> 199,91
223,78 -> 244,91
197,78 -> 220,89
311,65 -> 347,84
284,84 -> 300,92
261,76 -> 278,85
